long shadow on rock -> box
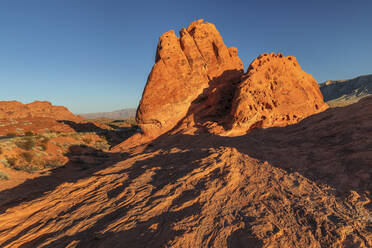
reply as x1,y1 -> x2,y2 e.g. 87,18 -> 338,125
0,145 -> 128,214
44,97 -> 371,247
227,217 -> 263,248
167,69 -> 243,134
37,202 -> 202,248
157,96 -> 372,201
59,120 -> 137,147
2,97 -> 371,247
16,148 -> 210,247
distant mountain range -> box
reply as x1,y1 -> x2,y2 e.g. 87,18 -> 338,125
319,74 -> 372,107
80,108 -> 136,119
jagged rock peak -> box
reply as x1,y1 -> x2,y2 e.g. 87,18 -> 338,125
136,19 -> 244,138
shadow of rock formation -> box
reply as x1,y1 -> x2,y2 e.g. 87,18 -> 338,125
0,97 -> 371,247
167,69 -> 243,134
157,96 -> 372,199
59,120 -> 137,147
0,145 -> 127,215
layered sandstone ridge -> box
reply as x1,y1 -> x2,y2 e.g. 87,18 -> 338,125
136,19 -> 244,138
0,101 -> 85,135
0,101 -> 82,122
229,53 -> 328,135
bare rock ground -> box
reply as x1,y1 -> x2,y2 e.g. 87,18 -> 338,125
0,97 -> 371,247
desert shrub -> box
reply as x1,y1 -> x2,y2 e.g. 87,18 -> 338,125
0,171 -> 9,180
40,137 -> 50,144
82,137 -> 92,144
20,152 -> 33,163
6,133 -> 17,138
40,143 -> 48,151
94,141 -> 110,151
45,158 -> 65,169
0,159 -> 10,168
6,156 -> 17,167
39,137 -> 50,151
16,137 -> 35,151
14,165 -> 39,173
25,131 -> 34,136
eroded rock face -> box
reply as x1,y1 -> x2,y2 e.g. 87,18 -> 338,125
134,20 -> 328,141
0,101 -> 82,122
228,53 -> 328,135
0,101 -> 85,135
136,19 -> 244,138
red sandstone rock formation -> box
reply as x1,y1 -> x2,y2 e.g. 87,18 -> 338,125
136,19 -> 244,138
135,21 -> 328,140
228,53 -> 328,135
0,101 -> 85,135
0,101 -> 82,122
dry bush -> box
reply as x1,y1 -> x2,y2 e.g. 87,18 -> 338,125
21,152 -> 33,163
0,170 -> 9,180
45,158 -> 65,169
82,137 -> 92,144
38,136 -> 50,151
14,165 -> 39,173
25,131 -> 34,136
6,156 -> 17,167
6,133 -> 17,138
40,143 -> 48,151
16,137 -> 35,151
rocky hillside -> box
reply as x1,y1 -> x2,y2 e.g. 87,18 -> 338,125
320,74 -> 372,107
0,101 -> 82,121
0,101 -> 84,136
0,101 -> 112,136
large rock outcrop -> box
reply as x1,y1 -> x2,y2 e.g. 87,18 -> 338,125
0,101 -> 82,122
229,53 -> 328,135
130,20 -> 329,146
136,19 -> 244,138
0,101 -> 85,135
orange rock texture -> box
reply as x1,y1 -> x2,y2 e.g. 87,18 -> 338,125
1,96 -> 371,247
136,19 -> 244,138
229,53 -> 328,135
135,20 -> 328,140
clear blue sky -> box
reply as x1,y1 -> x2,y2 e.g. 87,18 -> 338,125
0,0 -> 371,113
